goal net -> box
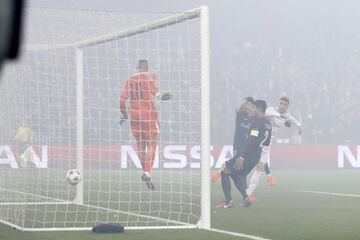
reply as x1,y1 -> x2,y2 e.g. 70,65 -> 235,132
0,6 -> 210,231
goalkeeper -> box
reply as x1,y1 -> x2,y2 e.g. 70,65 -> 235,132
118,59 -> 171,190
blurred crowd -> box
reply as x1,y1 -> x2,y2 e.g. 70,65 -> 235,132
210,5 -> 360,144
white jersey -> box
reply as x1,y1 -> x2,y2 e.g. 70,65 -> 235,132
265,106 -> 301,139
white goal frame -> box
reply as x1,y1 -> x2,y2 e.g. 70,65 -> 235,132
0,5 -> 210,232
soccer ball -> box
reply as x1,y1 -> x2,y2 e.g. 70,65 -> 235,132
66,169 -> 81,185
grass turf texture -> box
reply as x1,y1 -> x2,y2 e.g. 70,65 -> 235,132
1,170 -> 360,239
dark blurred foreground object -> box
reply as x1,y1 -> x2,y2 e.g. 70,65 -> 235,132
0,0 -> 24,73
92,223 -> 125,233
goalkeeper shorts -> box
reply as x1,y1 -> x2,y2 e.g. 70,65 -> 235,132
130,119 -> 159,142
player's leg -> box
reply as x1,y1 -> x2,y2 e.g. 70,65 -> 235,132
211,149 -> 238,182
18,141 -> 31,167
230,157 -> 259,208
142,120 -> 159,174
246,146 -> 271,198
246,163 -> 265,201
140,141 -> 155,191
131,120 -> 153,189
211,168 -> 222,182
130,120 -> 146,162
265,163 -> 271,175
230,173 -> 247,200
265,162 -> 276,186
265,149 -> 276,186
141,120 -> 159,190
216,158 -> 237,208
218,170 -> 233,208
137,140 -> 146,164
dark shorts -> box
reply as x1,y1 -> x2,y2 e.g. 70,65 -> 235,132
225,154 -> 260,177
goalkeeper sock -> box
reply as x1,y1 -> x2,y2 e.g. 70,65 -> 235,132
144,171 -> 151,178
247,170 -> 263,195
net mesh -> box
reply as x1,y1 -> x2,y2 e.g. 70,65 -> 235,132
0,7 -> 203,229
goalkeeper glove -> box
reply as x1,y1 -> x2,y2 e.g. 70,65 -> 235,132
119,111 -> 128,126
160,92 -> 172,101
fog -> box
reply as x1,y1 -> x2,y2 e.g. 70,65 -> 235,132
21,0 -> 360,144
0,1 -> 359,237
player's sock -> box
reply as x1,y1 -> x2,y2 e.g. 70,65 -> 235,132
211,170 -> 222,182
221,171 -> 232,203
265,163 -> 271,175
230,173 -> 248,200
247,170 -> 263,195
144,171 -> 151,178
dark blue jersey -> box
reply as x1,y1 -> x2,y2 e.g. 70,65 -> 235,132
233,109 -> 253,156
239,116 -> 272,160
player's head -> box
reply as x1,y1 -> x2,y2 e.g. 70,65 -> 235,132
253,99 -> 267,117
240,96 -> 255,113
244,96 -> 254,103
137,59 -> 148,72
277,96 -> 290,113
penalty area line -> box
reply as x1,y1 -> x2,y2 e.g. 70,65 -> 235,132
301,190 -> 360,198
208,228 -> 272,240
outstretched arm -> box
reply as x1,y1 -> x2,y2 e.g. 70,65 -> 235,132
288,114 -> 303,134
148,73 -> 172,101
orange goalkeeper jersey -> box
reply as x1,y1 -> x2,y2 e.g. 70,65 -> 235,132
119,72 -> 159,121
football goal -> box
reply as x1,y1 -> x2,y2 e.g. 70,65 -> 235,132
0,6 -> 210,231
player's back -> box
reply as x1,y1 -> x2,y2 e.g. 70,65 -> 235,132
245,116 -> 272,159
126,72 -> 159,120
233,110 -> 253,155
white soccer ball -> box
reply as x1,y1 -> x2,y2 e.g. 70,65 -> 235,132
66,169 -> 81,185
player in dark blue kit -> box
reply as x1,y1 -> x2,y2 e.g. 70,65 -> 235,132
216,100 -> 272,208
233,97 -> 255,158
211,97 -> 255,182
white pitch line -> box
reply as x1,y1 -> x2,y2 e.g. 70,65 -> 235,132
0,187 -> 71,203
0,201 -> 72,206
301,190 -> 360,198
208,228 -> 272,240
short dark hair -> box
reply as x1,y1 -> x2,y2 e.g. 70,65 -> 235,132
280,96 -> 290,104
138,59 -> 148,69
254,100 -> 267,113
243,96 -> 254,103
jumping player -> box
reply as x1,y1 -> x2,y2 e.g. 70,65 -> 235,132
216,100 -> 272,208
211,97 -> 255,182
247,96 -> 303,200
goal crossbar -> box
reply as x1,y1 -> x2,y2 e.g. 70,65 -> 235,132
24,7 -> 203,51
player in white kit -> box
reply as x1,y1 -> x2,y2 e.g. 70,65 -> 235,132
246,96 -> 303,201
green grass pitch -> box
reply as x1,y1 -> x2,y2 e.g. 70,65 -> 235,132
1,170 -> 360,240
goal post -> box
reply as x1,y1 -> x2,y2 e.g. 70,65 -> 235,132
0,6 -> 210,231
200,5 -> 211,230
75,46 -> 84,205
